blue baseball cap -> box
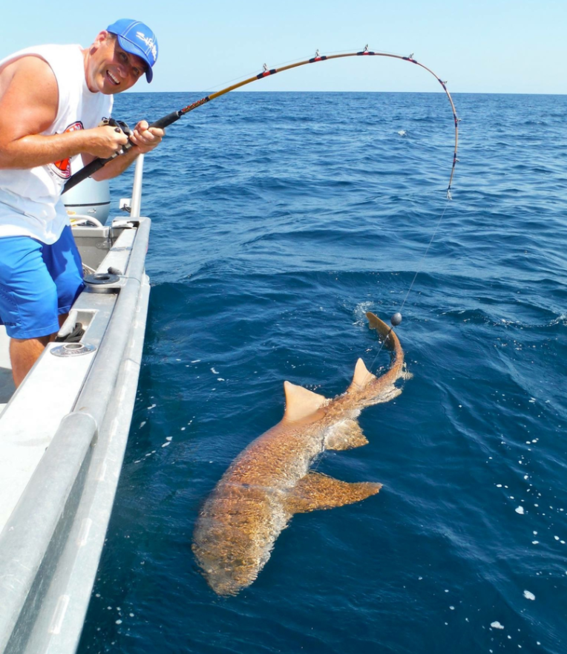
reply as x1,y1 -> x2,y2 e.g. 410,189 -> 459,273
106,19 -> 158,83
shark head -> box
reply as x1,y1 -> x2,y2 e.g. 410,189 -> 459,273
193,483 -> 289,595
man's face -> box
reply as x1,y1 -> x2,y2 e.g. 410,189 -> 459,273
87,32 -> 147,94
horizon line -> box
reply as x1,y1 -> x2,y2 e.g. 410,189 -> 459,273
123,89 -> 567,96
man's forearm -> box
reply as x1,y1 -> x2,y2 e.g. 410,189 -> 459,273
0,132 -> 91,170
0,125 -> 128,171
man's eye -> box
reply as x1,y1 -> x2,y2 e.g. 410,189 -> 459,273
119,52 -> 127,62
132,68 -> 142,77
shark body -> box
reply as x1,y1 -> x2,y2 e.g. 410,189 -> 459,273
192,312 -> 408,596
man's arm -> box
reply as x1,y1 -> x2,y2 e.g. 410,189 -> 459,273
0,56 -> 129,170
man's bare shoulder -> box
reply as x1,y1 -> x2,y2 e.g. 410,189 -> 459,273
0,55 -> 57,93
0,55 -> 58,138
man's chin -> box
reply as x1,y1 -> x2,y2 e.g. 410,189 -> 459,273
99,81 -> 123,95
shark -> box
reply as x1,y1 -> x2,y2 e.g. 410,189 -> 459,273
192,311 -> 409,596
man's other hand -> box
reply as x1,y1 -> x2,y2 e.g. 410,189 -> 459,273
129,120 -> 164,154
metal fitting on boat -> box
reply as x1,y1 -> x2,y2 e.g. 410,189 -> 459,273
84,272 -> 121,293
84,272 -> 120,285
50,343 -> 97,358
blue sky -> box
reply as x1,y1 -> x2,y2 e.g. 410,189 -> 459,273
2,1 -> 565,94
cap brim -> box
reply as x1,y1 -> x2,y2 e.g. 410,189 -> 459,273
116,34 -> 153,82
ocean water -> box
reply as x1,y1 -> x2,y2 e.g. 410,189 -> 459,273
78,91 -> 567,654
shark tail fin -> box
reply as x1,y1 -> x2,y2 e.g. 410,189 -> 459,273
366,311 -> 395,350
283,381 -> 328,422
285,472 -> 381,514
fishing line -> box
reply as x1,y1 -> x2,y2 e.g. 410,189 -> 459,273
398,199 -> 452,315
368,196 -> 453,374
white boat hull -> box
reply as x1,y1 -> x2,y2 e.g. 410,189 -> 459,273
0,211 -> 151,653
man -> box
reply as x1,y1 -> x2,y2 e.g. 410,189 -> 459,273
0,19 -> 164,387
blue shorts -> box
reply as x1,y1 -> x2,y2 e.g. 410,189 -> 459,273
0,226 -> 84,339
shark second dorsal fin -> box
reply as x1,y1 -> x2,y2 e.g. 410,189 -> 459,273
347,358 -> 377,392
283,381 -> 327,422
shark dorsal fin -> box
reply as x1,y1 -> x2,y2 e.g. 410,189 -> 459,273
348,358 -> 377,392
283,381 -> 327,422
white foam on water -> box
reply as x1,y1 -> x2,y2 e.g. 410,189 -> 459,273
491,621 -> 505,629
352,301 -> 375,326
523,591 -> 535,601
515,506 -> 525,515
211,367 -> 219,374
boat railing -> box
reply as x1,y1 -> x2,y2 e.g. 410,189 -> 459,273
130,154 -> 144,219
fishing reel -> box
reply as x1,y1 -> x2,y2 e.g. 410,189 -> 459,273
99,117 -> 133,156
99,116 -> 132,136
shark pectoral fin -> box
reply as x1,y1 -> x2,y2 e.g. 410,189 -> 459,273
326,419 -> 369,451
285,472 -> 381,514
283,381 -> 328,422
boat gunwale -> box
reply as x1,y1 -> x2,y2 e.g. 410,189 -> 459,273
0,217 -> 151,653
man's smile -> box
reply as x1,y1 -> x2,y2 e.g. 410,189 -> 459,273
106,70 -> 120,86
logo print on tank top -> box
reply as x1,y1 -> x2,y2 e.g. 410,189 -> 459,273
51,121 -> 84,179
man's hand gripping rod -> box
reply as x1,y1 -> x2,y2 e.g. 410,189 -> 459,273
62,111 -> 180,195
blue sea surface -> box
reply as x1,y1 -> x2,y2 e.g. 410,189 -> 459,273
78,91 -> 567,653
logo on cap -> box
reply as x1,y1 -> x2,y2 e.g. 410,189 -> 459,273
136,32 -> 158,62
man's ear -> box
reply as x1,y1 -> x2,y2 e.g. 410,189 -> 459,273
91,31 -> 110,51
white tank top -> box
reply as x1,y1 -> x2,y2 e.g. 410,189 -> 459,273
0,44 -> 113,244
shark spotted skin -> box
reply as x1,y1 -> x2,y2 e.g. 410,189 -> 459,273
192,312 -> 409,596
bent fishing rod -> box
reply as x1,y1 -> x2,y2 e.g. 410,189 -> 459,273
62,46 -> 460,195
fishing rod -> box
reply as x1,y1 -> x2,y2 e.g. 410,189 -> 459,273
62,46 -> 459,195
